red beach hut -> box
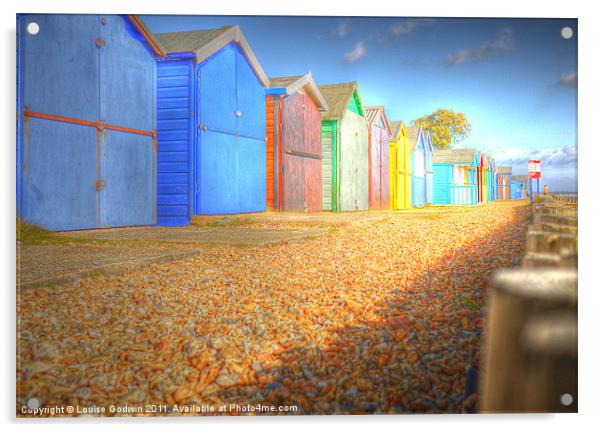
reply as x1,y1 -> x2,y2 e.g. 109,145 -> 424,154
266,73 -> 329,212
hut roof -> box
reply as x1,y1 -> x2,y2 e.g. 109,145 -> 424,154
407,125 -> 423,151
433,148 -> 478,164
268,72 -> 329,111
389,120 -> 405,140
152,25 -> 270,88
364,106 -> 392,136
497,166 -> 512,174
423,129 -> 435,153
318,82 -> 364,121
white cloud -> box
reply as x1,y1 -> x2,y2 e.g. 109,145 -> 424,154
445,27 -> 514,66
390,18 -> 436,36
557,71 -> 577,87
344,41 -> 366,63
493,145 -> 577,169
335,22 -> 349,37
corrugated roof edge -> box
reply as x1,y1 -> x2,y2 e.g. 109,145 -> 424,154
270,72 -> 330,112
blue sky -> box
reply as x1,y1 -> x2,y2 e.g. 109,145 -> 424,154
141,15 -> 578,192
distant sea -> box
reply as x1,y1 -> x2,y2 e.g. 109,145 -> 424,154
553,192 -> 578,199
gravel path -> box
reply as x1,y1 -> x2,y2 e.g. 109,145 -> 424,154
17,201 -> 530,416
57,226 -> 327,245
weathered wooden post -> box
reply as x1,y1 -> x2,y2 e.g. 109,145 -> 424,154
520,311 -> 577,412
480,268 -> 577,412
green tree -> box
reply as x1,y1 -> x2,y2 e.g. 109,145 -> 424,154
413,109 -> 471,149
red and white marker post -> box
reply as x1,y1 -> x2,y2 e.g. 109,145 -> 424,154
528,160 -> 541,202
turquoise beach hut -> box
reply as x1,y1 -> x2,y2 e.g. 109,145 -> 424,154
432,148 -> 479,205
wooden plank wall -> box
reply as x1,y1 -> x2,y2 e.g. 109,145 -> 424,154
303,94 -> 323,212
266,95 -> 275,210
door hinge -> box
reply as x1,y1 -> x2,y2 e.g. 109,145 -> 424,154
95,37 -> 106,48
96,179 -> 106,191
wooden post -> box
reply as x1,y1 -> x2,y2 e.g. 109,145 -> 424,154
526,231 -> 578,254
520,311 -> 577,412
480,268 -> 577,413
522,250 -> 578,268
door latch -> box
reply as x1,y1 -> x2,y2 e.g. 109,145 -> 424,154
234,110 -> 242,117
95,179 -> 106,191
95,37 -> 106,48
198,123 -> 208,131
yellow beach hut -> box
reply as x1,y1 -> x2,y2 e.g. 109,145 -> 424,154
389,120 -> 412,209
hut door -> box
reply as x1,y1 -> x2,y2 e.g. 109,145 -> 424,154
303,95 -> 323,213
396,141 -> 405,209
321,124 -> 336,211
370,126 -> 382,209
196,46 -> 267,214
98,17 -> 155,227
196,46 -> 238,214
235,49 -> 267,213
380,128 -> 390,209
477,166 -> 483,203
281,94 -> 322,212
414,150 -> 425,207
19,15 -> 155,230
392,142 -> 399,209
20,15 -> 99,231
196,46 -> 266,214
281,94 -> 305,211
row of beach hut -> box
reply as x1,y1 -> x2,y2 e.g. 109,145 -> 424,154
16,14 -> 521,231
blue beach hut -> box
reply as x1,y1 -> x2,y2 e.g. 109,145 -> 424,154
17,14 -> 159,231
432,149 -> 479,205
424,130 -> 434,204
408,125 -> 433,208
496,166 -> 512,199
511,175 -> 529,199
489,158 -> 497,202
151,25 -> 270,225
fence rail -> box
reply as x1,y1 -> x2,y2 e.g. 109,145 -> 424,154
450,184 -> 477,205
